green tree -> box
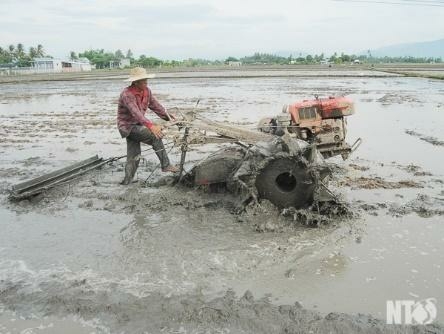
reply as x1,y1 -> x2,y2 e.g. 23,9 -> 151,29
126,49 -> 133,59
79,49 -> 115,68
340,52 -> 351,62
16,43 -> 25,58
29,47 -> 38,58
115,49 -> 124,59
36,44 -> 44,57
314,53 -> 324,63
240,52 -> 287,65
70,51 -> 78,60
136,55 -> 163,67
225,56 -> 239,63
0,47 -> 13,64
16,54 -> 32,67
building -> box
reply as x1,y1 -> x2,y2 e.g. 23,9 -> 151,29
227,61 -> 242,67
109,58 -> 131,69
0,57 -> 93,76
31,57 -> 92,73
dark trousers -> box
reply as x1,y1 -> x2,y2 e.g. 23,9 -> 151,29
122,125 -> 170,182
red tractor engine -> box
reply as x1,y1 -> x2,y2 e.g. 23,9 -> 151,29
258,96 -> 361,159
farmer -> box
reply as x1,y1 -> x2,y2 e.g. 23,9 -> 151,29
117,67 -> 178,185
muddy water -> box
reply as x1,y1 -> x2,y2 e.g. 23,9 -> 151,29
0,72 -> 443,333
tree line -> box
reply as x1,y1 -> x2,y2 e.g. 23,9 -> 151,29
1,43 -> 442,68
227,52 -> 442,65
76,49 -> 443,68
0,43 -> 45,67
73,49 -> 220,68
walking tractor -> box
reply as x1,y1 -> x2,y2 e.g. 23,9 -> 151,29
9,95 -> 361,212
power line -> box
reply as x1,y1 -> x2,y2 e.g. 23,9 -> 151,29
332,0 -> 444,6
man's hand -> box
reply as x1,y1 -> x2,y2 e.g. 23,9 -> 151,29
150,124 -> 164,139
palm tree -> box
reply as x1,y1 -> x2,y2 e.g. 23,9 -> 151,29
16,43 -> 24,57
126,49 -> 133,59
36,44 -> 44,57
8,44 -> 15,53
29,47 -> 38,58
115,49 -> 124,59
0,47 -> 5,63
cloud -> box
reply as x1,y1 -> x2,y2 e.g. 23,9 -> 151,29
0,0 -> 443,59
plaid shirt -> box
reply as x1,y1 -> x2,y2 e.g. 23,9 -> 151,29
117,85 -> 168,137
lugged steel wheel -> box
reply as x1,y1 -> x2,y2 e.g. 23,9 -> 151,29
255,158 -> 315,208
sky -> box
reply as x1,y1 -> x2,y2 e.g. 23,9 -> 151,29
1,0 -> 443,60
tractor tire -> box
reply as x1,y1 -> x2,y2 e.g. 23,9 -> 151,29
255,158 -> 315,209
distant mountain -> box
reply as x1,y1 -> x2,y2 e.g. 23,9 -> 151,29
369,38 -> 444,58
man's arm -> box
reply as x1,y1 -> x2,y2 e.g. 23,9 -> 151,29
148,89 -> 169,120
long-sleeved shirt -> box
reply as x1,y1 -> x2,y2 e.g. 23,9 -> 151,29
117,85 -> 168,137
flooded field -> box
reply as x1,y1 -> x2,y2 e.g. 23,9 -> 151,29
0,69 -> 443,333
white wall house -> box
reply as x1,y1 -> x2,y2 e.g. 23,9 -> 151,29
227,61 -> 242,67
0,57 -> 92,76
109,58 -> 131,69
32,57 -> 92,73
32,58 -> 63,71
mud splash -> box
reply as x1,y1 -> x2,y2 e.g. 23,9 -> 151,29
238,198 -> 352,231
388,194 -> 444,218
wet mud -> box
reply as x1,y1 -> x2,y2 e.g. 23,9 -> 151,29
406,129 -> 444,147
0,282 -> 440,334
1,69 -> 444,333
337,176 -> 423,189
